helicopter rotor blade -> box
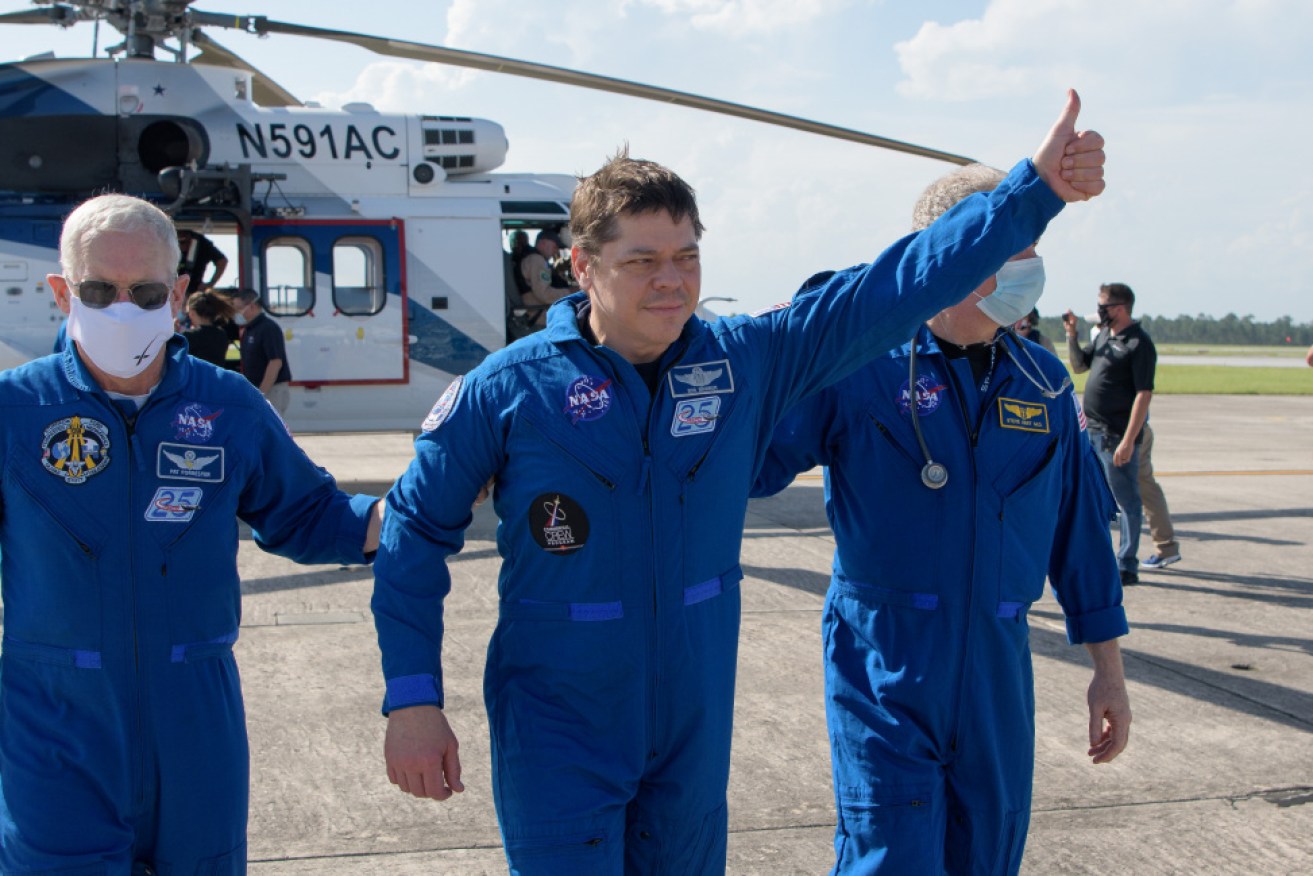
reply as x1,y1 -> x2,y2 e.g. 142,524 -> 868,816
204,15 -> 973,166
189,30 -> 302,107
0,6 -> 85,26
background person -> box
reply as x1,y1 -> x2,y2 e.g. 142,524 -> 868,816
183,289 -> 237,368
1015,306 -> 1057,354
0,193 -> 382,873
1064,282 -> 1157,585
1138,421 -> 1182,569
519,228 -> 577,308
753,164 -> 1129,875
177,227 -> 228,296
372,91 -> 1106,874
233,287 -> 292,414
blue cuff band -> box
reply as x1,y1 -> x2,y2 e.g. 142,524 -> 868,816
384,673 -> 442,713
1065,604 -> 1130,644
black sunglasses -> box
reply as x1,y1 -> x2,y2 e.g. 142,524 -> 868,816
71,279 -> 172,311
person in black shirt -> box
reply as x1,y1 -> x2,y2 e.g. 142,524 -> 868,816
234,288 -> 292,414
177,229 -> 228,296
182,290 -> 236,368
1064,282 -> 1156,584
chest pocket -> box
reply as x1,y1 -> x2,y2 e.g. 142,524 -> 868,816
995,436 -> 1061,607
3,462 -> 111,653
500,412 -> 622,606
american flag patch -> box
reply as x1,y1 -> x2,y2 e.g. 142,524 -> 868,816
1072,392 -> 1087,432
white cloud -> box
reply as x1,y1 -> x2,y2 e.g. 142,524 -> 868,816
638,0 -> 854,35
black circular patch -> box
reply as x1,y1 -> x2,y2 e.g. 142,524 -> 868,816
528,493 -> 589,554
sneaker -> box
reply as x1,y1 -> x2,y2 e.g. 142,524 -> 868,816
1141,553 -> 1181,570
1120,570 -> 1140,586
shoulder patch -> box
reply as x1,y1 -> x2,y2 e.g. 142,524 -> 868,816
422,376 -> 463,432
750,301 -> 790,318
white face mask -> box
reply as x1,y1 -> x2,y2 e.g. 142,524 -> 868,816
974,256 -> 1046,327
67,295 -> 175,379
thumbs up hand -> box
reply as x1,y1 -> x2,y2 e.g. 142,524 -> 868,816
1033,89 -> 1106,202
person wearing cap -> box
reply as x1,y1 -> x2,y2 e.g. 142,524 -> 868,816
519,228 -> 578,309
0,194 -> 382,872
233,287 -> 293,414
373,91 -> 1108,874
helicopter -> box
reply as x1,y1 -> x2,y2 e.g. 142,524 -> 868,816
0,0 -> 972,432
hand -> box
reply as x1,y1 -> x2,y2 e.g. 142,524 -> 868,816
384,705 -> 465,800
364,499 -> 385,554
1113,438 -> 1133,467
474,477 -> 495,506
1062,309 -> 1078,337
1087,667 -> 1132,764
1032,89 -> 1105,202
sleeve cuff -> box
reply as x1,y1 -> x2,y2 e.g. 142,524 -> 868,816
1065,604 -> 1129,645
334,492 -> 379,564
383,673 -> 444,715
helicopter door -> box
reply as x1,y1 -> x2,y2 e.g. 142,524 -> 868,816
250,219 -> 407,386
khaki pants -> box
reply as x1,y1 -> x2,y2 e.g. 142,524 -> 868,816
265,381 -> 291,415
1138,423 -> 1179,556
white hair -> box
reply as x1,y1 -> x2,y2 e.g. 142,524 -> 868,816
59,194 -> 180,280
910,164 -> 1007,232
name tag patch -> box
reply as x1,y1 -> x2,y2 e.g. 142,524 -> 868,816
999,397 -> 1049,433
157,442 -> 225,482
145,486 -> 203,522
671,396 -> 721,437
668,360 -> 734,398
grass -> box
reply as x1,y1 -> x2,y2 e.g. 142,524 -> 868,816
1070,365 -> 1313,395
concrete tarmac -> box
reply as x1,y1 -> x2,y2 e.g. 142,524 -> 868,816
233,394 -> 1313,874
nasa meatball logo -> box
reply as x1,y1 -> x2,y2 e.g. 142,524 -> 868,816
564,375 -> 612,424
172,402 -> 223,443
529,493 -> 589,554
897,371 -> 946,417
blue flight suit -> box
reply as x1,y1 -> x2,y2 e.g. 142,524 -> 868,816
0,338 -> 376,874
372,160 -> 1065,875
754,328 -> 1128,874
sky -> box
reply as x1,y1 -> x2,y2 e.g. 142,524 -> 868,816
1,0 -> 1310,322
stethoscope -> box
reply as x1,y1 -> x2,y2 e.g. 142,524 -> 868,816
907,328 -> 1073,490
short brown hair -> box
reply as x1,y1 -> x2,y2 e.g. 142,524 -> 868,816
1100,282 -> 1135,308
569,147 -> 704,254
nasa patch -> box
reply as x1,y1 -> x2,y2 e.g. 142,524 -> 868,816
145,486 -> 203,522
529,493 -> 589,554
172,402 -> 223,443
157,442 -> 225,483
897,371 -> 946,417
422,376 -> 463,432
667,360 -> 734,398
564,375 -> 613,424
671,396 -> 721,437
41,415 -> 111,484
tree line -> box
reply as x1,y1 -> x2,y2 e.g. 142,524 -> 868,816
1037,313 -> 1313,346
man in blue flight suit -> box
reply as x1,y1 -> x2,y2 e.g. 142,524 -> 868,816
373,91 -> 1108,875
753,163 -> 1131,874
0,194 -> 383,874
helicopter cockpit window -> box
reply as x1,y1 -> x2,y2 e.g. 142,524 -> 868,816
261,238 -> 313,317
332,237 -> 386,317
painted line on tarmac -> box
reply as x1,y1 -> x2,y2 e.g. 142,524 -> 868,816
792,469 -> 1313,481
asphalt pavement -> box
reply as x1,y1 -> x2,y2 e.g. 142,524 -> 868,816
226,394 -> 1313,873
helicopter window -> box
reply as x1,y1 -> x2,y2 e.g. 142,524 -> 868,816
332,238 -> 386,317
261,238 -> 314,317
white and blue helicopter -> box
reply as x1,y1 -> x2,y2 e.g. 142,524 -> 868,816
0,0 -> 971,432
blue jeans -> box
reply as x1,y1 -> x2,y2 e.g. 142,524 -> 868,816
1090,427 -> 1142,573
